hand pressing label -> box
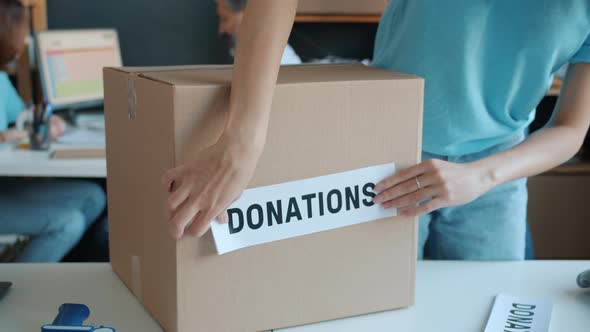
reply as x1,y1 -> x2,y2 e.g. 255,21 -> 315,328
210,163 -> 397,254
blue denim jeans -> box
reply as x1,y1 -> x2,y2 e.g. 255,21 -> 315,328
0,178 -> 106,262
419,132 -> 527,261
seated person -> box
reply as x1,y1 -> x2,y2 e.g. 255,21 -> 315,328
0,0 -> 106,262
217,0 -> 302,64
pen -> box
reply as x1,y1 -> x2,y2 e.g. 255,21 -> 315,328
44,101 -> 53,120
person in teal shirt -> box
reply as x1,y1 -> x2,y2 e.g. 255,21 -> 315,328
368,1 -> 590,260
372,1 -> 590,156
0,0 -> 106,262
160,1 -> 590,262
0,72 -> 24,134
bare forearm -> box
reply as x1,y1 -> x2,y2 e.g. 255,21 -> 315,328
474,63 -> 590,187
223,0 -> 298,149
166,1 -> 299,238
473,125 -> 584,187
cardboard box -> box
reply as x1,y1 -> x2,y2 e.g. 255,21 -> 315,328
104,64 -> 423,332
297,0 -> 388,15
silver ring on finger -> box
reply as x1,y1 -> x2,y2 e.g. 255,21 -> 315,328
414,176 -> 422,191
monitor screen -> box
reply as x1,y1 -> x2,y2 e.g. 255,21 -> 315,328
37,29 -> 122,109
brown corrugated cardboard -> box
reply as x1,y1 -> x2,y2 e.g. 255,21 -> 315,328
104,64 -> 423,332
51,148 -> 105,159
297,0 -> 388,15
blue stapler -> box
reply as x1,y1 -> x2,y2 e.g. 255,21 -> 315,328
41,303 -> 116,332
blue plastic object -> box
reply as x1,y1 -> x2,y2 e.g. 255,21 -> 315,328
578,269 -> 590,288
53,303 -> 90,326
41,303 -> 115,332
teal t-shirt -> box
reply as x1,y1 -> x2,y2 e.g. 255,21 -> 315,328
0,71 -> 25,131
373,1 -> 590,156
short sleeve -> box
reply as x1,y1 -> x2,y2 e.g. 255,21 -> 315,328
571,33 -> 590,64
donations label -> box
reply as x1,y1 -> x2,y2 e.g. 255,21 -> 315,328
211,163 -> 397,254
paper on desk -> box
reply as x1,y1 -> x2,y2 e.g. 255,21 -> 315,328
56,128 -> 105,146
76,113 -> 106,131
210,163 -> 397,254
484,293 -> 553,332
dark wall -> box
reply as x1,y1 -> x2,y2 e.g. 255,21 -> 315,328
290,23 -> 378,62
47,1 -> 378,66
47,0 -> 233,66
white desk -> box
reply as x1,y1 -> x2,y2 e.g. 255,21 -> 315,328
0,143 -> 106,178
280,261 -> 590,332
0,263 -> 160,331
0,261 -> 588,331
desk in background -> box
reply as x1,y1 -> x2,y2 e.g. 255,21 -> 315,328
0,143 -> 106,178
0,113 -> 107,178
0,261 -> 588,331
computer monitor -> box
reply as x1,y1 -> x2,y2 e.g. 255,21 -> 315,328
37,29 -> 123,110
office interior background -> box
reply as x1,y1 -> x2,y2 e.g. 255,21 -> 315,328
3,0 -> 585,262
1,1 -> 590,331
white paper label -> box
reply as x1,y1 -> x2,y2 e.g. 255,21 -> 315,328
484,293 -> 553,332
210,163 -> 397,254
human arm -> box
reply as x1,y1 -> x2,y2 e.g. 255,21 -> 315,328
162,0 -> 298,239
49,115 -> 66,139
374,63 -> 590,216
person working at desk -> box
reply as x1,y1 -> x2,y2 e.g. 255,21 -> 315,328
0,0 -> 105,262
162,0 -> 590,261
216,0 -> 301,64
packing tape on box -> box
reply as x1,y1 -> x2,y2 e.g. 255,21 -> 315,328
131,255 -> 142,301
127,76 -> 138,120
126,67 -> 226,120
210,163 -> 397,254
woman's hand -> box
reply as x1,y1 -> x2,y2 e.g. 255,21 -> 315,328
158,0 -> 296,240
162,134 -> 263,239
49,115 -> 66,140
0,128 -> 27,143
373,159 -> 494,217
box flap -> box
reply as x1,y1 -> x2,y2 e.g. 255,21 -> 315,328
106,64 -> 231,74
107,64 -> 420,87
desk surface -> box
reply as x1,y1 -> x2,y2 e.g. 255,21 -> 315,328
0,261 -> 588,331
0,143 -> 106,178
280,261 -> 590,332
